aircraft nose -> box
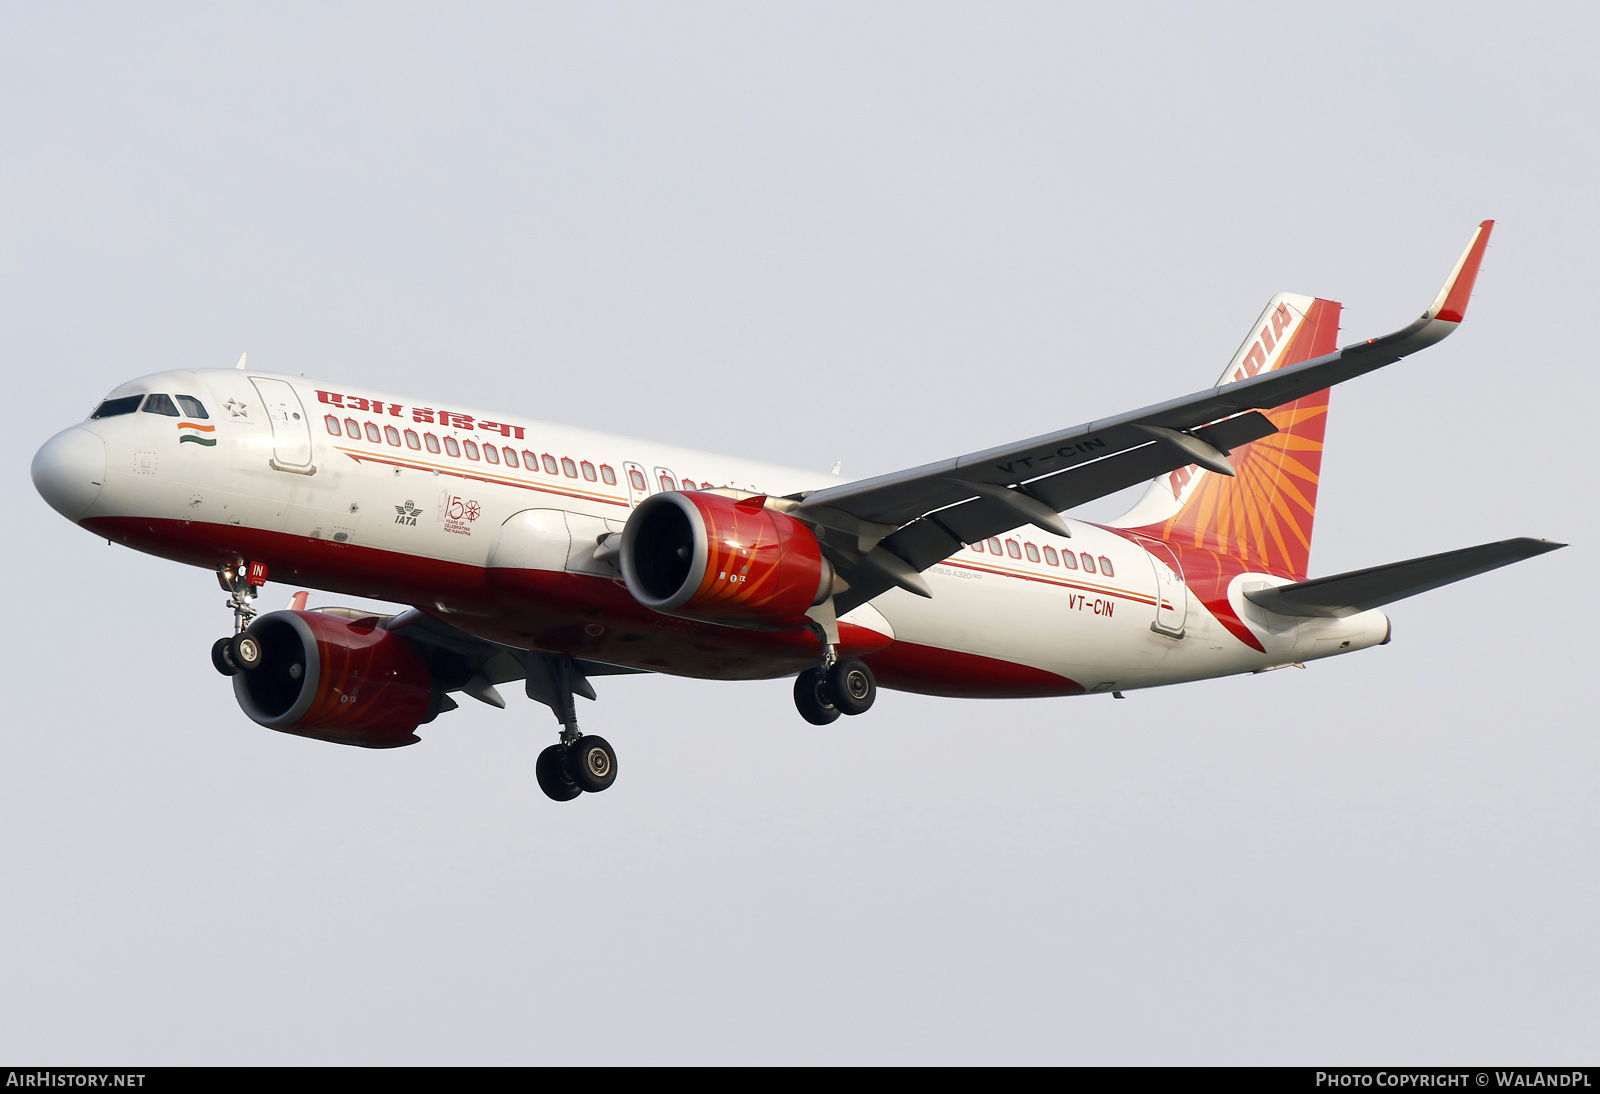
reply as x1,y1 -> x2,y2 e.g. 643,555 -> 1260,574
32,427 -> 106,521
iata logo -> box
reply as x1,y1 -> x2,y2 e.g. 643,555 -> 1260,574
394,500 -> 422,527
438,493 -> 481,536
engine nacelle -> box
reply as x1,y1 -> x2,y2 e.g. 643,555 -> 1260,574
619,491 -> 832,629
232,609 -> 439,748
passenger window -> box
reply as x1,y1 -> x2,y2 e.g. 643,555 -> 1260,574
404,430 -> 420,450
1080,553 -> 1096,574
384,426 -> 401,446
464,440 -> 480,460
484,445 -> 500,464
425,433 -> 441,454
324,415 -> 341,436
1043,546 -> 1059,566
629,469 -> 647,491
142,394 -> 180,416
175,395 -> 209,419
563,458 -> 578,478
543,455 -> 559,475
521,450 -> 537,467
581,461 -> 597,482
600,465 -> 617,486
659,473 -> 676,491
503,448 -> 519,468
444,437 -> 460,457
986,537 -> 1002,554
91,395 -> 143,419
1025,543 -> 1040,562
680,479 -> 696,491
344,417 -> 360,437
1061,551 -> 1078,570
365,422 -> 381,443
1006,540 -> 1021,559
969,542 -> 984,553
1098,556 -> 1114,577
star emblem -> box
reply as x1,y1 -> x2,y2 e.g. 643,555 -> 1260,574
223,397 -> 249,418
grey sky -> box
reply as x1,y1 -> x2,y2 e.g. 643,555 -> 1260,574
2,2 -> 1594,1063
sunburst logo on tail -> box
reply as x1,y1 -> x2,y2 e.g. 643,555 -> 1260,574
1118,293 -> 1341,581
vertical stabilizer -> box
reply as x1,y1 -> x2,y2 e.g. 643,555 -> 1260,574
1112,293 -> 1342,580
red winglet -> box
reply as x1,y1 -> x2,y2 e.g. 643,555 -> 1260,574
1430,219 -> 1494,324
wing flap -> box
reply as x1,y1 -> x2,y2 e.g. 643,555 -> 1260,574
1243,537 -> 1562,618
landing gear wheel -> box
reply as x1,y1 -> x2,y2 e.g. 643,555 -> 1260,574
228,632 -> 263,672
569,735 -> 618,793
794,668 -> 841,725
826,658 -> 876,716
211,637 -> 239,676
536,744 -> 582,802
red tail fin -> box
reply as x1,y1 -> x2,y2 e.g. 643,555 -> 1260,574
1114,294 -> 1342,580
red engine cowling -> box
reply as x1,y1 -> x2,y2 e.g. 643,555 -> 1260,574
231,609 -> 439,748
619,491 -> 833,629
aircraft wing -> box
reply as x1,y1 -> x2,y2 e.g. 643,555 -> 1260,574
796,221 -> 1494,613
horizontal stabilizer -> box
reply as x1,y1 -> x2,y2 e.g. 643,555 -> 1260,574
1244,537 -> 1564,618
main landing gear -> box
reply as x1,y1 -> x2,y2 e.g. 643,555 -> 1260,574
211,562 -> 265,677
793,651 -> 877,725
526,652 -> 619,803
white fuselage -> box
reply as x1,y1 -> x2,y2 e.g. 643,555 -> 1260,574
40,368 -> 1390,696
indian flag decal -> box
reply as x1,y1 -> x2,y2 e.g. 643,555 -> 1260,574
178,421 -> 217,446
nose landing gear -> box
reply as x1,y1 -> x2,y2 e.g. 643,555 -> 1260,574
211,632 -> 263,676
210,562 -> 267,677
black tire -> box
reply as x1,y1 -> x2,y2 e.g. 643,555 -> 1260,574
569,735 -> 618,793
211,637 -> 239,676
826,658 -> 876,716
793,668 -> 840,725
536,744 -> 582,802
229,632 -> 264,672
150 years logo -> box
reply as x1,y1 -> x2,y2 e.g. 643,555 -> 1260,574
437,493 -> 481,536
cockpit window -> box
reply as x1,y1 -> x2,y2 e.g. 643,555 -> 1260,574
90,395 -> 143,419
174,395 -> 209,419
141,394 -> 180,416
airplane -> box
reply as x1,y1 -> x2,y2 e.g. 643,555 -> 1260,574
30,220 -> 1564,802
